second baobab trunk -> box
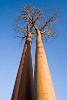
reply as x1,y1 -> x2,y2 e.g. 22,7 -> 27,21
34,28 -> 56,100
11,32 -> 33,100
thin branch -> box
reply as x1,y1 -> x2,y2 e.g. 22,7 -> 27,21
13,4 -> 60,42
41,29 -> 52,34
40,11 -> 59,31
15,24 -> 27,33
14,36 -> 27,39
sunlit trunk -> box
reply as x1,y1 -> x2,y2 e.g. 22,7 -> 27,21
11,32 -> 33,100
34,28 -> 56,100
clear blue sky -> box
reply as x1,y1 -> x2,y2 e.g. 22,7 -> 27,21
0,0 -> 67,100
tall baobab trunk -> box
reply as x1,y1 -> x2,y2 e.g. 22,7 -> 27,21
34,28 -> 56,100
11,32 -> 33,100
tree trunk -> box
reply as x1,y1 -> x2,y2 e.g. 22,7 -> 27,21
34,29 -> 56,100
11,33 -> 33,100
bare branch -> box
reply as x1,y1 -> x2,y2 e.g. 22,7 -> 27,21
14,36 -> 27,39
40,10 -> 59,31
15,24 -> 27,33
13,4 -> 60,42
41,29 -> 52,34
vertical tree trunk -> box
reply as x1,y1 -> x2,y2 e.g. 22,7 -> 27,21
34,29 -> 56,100
11,33 -> 33,100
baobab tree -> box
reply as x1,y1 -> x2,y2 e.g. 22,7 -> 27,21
12,4 -> 60,100
11,7 -> 34,100
23,4 -> 60,100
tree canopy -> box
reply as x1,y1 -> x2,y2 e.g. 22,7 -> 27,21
14,4 -> 60,42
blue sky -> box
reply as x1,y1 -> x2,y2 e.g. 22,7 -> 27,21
0,0 -> 67,100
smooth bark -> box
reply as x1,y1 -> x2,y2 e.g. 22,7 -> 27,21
34,28 -> 56,100
11,33 -> 33,100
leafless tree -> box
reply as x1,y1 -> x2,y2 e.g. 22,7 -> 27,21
13,4 -> 60,100
14,4 -> 60,42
